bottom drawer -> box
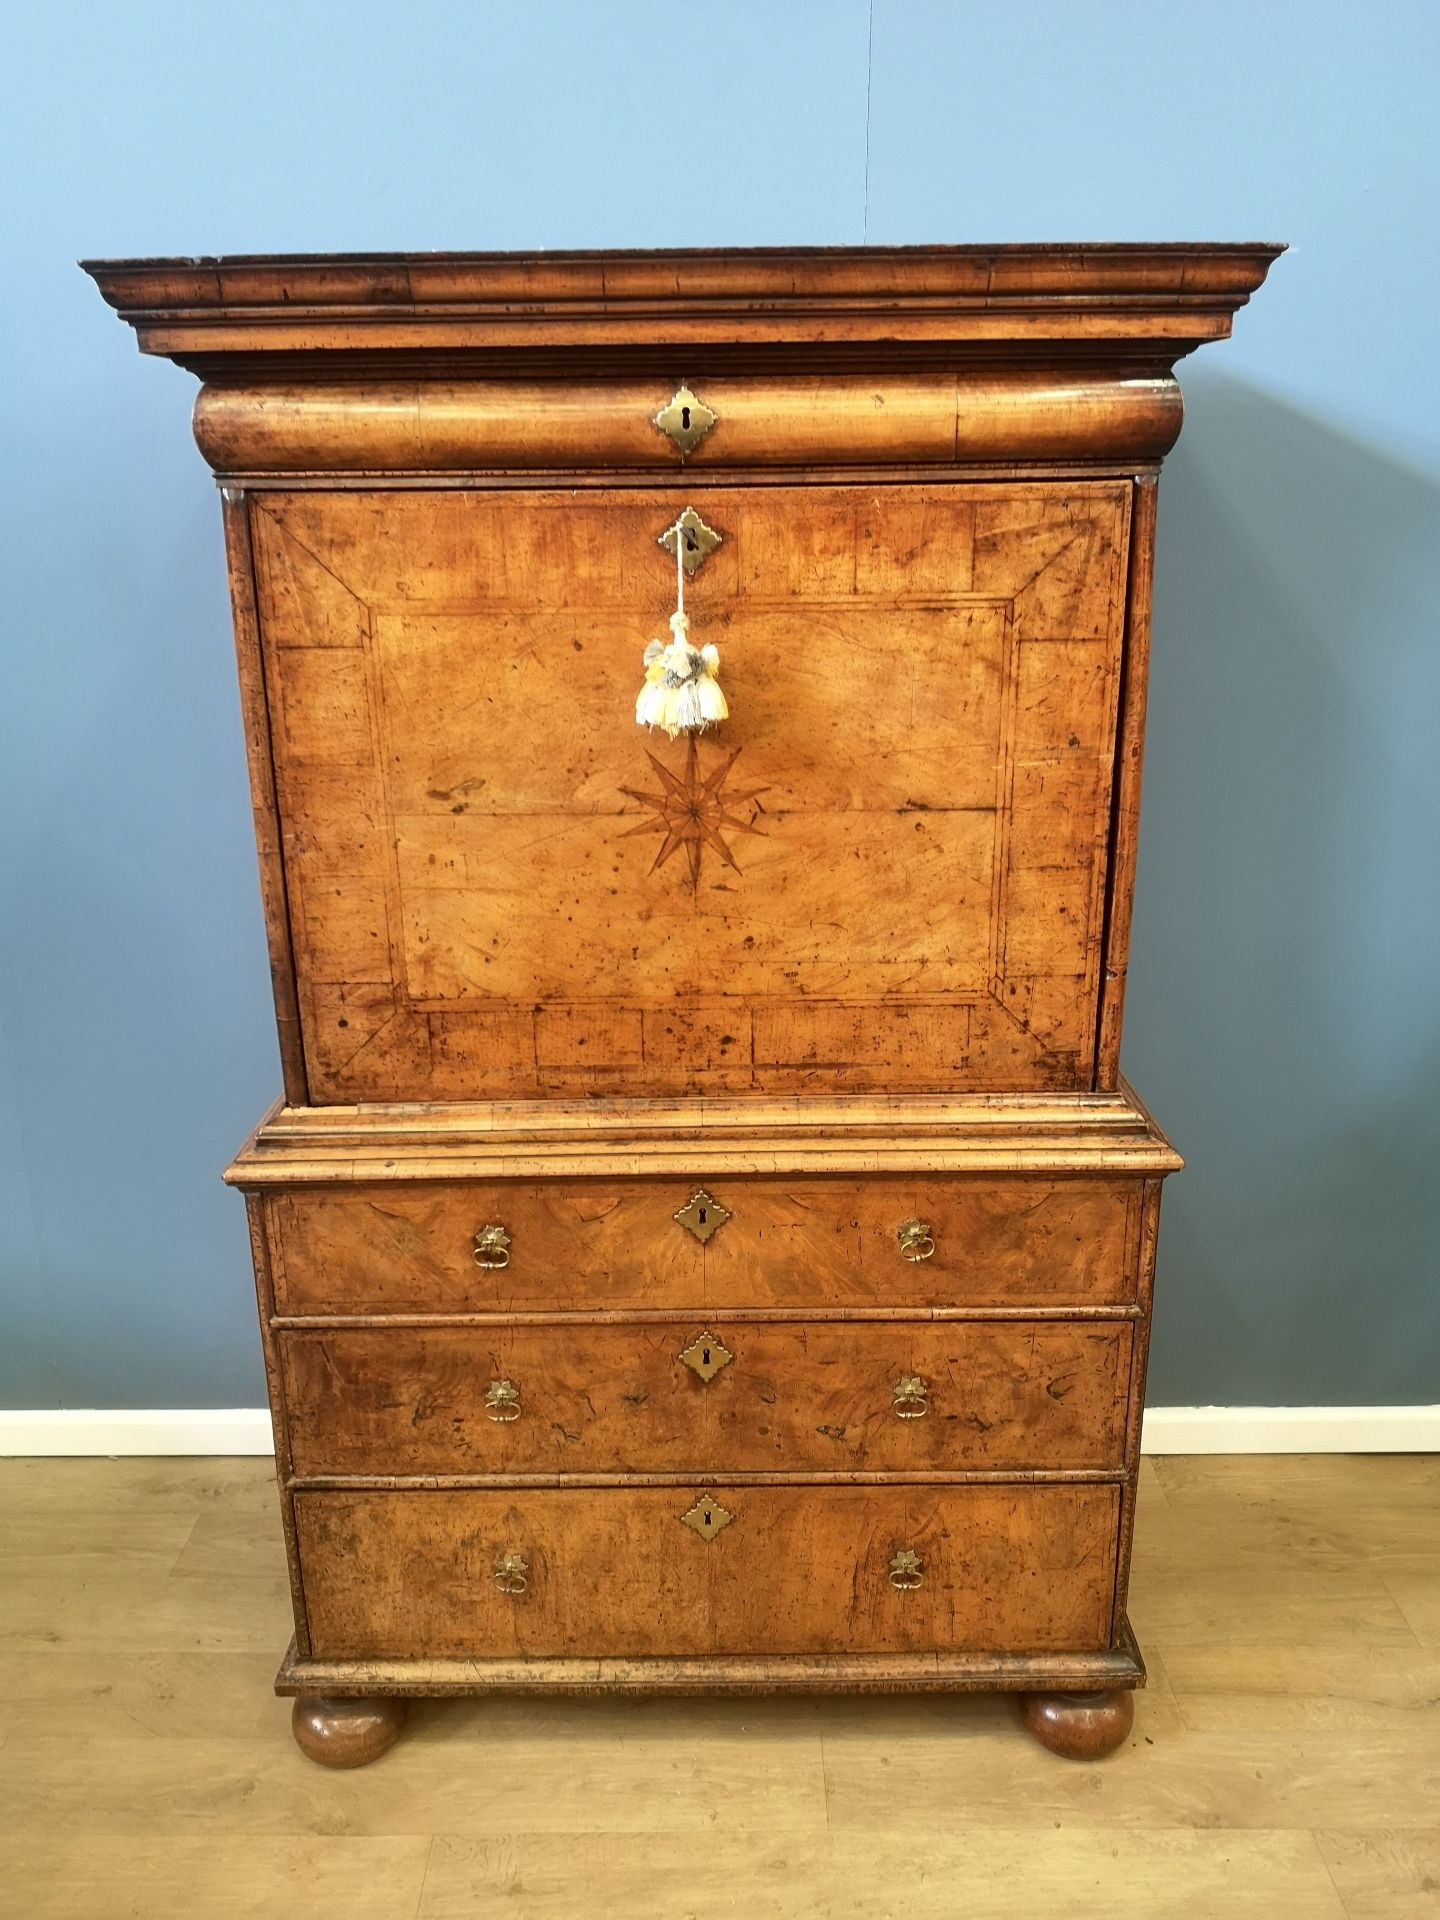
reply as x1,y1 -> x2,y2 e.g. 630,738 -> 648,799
295,1483 -> 1120,1660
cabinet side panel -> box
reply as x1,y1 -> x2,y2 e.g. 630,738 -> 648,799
221,490 -> 309,1104
243,1192 -> 310,1657
1095,475 -> 1158,1086
1110,1176 -> 1163,1635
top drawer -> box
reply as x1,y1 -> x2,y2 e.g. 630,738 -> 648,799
265,1173 -> 1142,1316
253,480 -> 1130,1104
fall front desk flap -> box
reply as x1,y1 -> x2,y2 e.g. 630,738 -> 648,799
254,479 -> 1129,1102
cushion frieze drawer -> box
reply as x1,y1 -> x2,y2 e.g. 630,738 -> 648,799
294,1482 -> 1122,1661
267,1174 -> 1142,1316
280,1319 -> 1134,1478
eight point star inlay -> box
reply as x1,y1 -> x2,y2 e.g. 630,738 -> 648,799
619,738 -> 768,886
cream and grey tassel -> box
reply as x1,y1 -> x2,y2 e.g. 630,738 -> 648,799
636,514 -> 728,738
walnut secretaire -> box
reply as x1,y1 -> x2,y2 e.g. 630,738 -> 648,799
86,245 -> 1281,1764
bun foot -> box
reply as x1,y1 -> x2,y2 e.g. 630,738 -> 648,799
291,1694 -> 408,1768
1020,1688 -> 1135,1760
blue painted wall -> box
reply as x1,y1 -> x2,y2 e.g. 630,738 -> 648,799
3,1 -> 1437,1407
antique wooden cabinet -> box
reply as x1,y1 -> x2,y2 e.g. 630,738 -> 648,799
87,245 -> 1280,1764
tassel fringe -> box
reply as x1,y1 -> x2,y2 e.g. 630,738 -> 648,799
635,611 -> 729,738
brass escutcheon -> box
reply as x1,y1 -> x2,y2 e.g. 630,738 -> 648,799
658,505 -> 723,577
679,1493 -> 734,1541
653,383 -> 717,455
891,1374 -> 929,1419
889,1548 -> 924,1591
897,1219 -> 935,1262
473,1224 -> 511,1269
674,1188 -> 731,1244
678,1330 -> 734,1383
493,1550 -> 529,1596
485,1378 -> 522,1423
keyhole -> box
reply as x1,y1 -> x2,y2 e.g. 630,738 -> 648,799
701,1347 -> 712,1367
703,1509 -> 713,1528
680,405 -> 692,430
698,1206 -> 707,1225
685,532 -> 697,552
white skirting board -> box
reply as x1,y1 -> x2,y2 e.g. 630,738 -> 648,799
0,1405 -> 1437,1457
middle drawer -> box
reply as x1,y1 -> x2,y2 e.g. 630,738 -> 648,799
280,1319 -> 1133,1478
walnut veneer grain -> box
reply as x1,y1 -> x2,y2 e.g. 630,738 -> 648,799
280,1319 -> 1133,1479
250,481 -> 1130,1102
294,1483 -> 1121,1661
265,1173 -> 1141,1316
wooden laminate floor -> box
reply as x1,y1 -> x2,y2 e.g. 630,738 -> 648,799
0,1455 -> 1436,1917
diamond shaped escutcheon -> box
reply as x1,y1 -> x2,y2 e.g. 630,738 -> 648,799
653,383 -> 717,455
674,1188 -> 730,1243
657,504 -> 723,577
678,1330 -> 734,1383
679,1494 -> 734,1542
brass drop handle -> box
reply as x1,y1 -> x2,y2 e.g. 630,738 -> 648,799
485,1378 -> 522,1423
889,1548 -> 924,1592
493,1550 -> 529,1596
473,1224 -> 511,1269
897,1219 -> 935,1262
891,1374 -> 929,1419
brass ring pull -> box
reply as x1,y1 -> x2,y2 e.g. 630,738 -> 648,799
493,1551 -> 529,1596
889,1548 -> 924,1592
897,1219 -> 935,1262
891,1374 -> 929,1420
473,1225 -> 511,1269
485,1379 -> 522,1423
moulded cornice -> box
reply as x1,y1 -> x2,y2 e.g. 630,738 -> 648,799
81,243 -> 1285,378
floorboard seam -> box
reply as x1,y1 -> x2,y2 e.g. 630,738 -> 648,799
412,1831 -> 436,1920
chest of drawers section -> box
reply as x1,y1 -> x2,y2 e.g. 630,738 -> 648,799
235,1126 -> 1174,1682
